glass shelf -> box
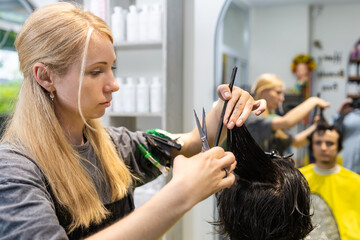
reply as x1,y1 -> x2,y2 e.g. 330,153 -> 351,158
349,58 -> 360,63
348,76 -> 360,81
347,94 -> 360,99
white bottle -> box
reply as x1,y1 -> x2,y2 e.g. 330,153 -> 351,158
111,7 -> 125,45
89,0 -> 106,21
113,77 -> 124,112
136,77 -> 150,112
126,5 -> 139,42
148,4 -> 162,41
123,77 -> 136,112
138,5 -> 150,41
150,77 -> 162,113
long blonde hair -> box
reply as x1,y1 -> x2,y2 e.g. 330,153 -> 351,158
1,2 -> 132,232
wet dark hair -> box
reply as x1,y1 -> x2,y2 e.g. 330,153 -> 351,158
308,110 -> 343,152
215,124 -> 313,240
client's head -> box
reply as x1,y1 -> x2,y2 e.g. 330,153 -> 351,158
215,125 -> 313,240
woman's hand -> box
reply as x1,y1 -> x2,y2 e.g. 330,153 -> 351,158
338,98 -> 354,115
217,85 -> 266,129
312,96 -> 330,109
171,147 -> 236,205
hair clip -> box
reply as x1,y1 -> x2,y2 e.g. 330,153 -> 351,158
265,151 -> 294,159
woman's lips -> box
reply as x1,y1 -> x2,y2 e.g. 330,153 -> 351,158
100,101 -> 111,107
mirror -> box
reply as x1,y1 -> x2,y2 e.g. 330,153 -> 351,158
214,0 -> 249,100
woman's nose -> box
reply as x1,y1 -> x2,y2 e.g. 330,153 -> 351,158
280,94 -> 285,102
106,76 -> 120,93
112,79 -> 120,92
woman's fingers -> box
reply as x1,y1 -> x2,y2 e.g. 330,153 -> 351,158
216,151 -> 236,170
211,150 -> 236,189
171,147 -> 236,202
216,85 -> 232,101
252,99 -> 267,115
224,88 -> 251,128
218,171 -> 236,189
217,85 -> 266,129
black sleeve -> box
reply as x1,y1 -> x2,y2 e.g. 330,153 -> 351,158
106,127 -> 170,187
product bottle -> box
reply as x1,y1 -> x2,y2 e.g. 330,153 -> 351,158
349,62 -> 357,77
148,4 -> 162,41
123,77 -> 136,112
150,77 -> 162,113
136,77 -> 150,112
111,7 -> 125,45
113,77 -> 124,112
126,5 -> 139,42
138,5 -> 150,41
356,43 -> 360,58
88,0 -> 107,21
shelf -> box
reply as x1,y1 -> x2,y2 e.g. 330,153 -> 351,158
348,76 -> 360,81
349,58 -> 360,63
107,112 -> 162,117
347,94 -> 360,99
114,41 -> 162,50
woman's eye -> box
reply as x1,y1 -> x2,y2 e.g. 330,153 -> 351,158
111,66 -> 117,70
90,71 -> 102,76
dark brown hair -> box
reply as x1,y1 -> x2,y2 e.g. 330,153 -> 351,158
215,125 -> 313,240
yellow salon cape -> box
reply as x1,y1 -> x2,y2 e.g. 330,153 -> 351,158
300,164 -> 360,240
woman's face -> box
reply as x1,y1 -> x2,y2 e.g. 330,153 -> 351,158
295,63 -> 310,83
261,85 -> 284,111
53,33 -> 119,121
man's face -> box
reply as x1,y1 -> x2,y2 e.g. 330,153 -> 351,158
312,130 -> 339,169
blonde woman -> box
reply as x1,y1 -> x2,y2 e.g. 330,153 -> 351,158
245,73 -> 330,154
0,3 -> 266,240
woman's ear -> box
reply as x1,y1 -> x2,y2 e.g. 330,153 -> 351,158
33,62 -> 54,92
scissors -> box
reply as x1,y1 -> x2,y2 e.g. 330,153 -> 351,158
194,108 -> 229,178
194,108 -> 210,152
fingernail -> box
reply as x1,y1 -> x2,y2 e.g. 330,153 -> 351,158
228,121 -> 235,129
224,92 -> 231,99
236,119 -> 243,126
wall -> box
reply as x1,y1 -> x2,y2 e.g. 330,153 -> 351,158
249,2 -> 360,119
182,0 -> 226,239
248,4 -> 309,89
310,3 -> 360,120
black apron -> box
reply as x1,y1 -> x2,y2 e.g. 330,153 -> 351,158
47,183 -> 135,239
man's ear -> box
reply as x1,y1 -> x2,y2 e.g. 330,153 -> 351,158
33,62 -> 54,92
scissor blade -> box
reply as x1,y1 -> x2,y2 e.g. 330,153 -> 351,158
194,109 -> 210,152
194,109 -> 203,136
202,108 -> 207,137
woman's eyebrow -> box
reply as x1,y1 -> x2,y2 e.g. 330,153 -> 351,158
86,62 -> 108,68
